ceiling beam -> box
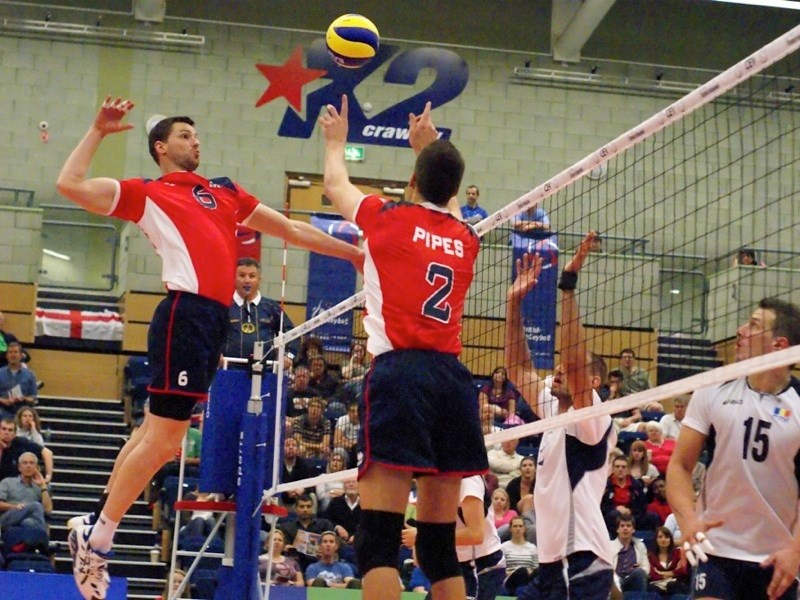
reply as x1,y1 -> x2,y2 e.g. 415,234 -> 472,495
552,0 -> 618,63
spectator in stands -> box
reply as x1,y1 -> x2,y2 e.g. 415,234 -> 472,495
606,369 -> 643,430
333,402 -> 359,464
223,257 -> 299,370
0,451 -> 52,531
308,356 -> 340,400
659,395 -> 688,440
316,448 -> 347,514
280,437 -> 315,511
611,514 -> 649,594
157,568 -> 191,599
304,531 -> 359,588
0,310 -> 23,369
506,456 -> 537,515
643,421 -> 675,474
282,493 -> 337,572
479,366 -> 521,425
500,516 -> 538,596
459,184 -> 489,226
480,403 -> 502,449
627,440 -> 659,488
618,348 -> 651,396
259,528 -> 304,586
341,341 -> 369,381
179,491 -> 221,538
487,438 -> 522,488
285,365 -> 319,421
606,369 -> 624,400
647,478 -> 672,525
602,456 -> 658,537
327,478 -> 362,548
0,311 -> 33,371
490,487 -> 518,531
0,417 -> 53,484
294,397 -> 332,459
0,342 -> 37,419
15,407 -> 45,446
732,248 -> 765,267
294,336 -> 324,368
512,205 -> 551,238
647,526 -> 688,596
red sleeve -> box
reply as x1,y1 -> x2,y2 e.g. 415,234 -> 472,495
672,548 -> 688,578
232,181 -> 260,223
648,551 -> 663,580
353,194 -> 385,234
110,179 -> 148,222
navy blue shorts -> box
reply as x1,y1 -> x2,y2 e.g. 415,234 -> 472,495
358,349 -> 488,477
693,555 -> 798,600
536,551 -> 613,600
147,291 -> 228,421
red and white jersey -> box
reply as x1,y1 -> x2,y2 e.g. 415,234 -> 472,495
109,172 -> 259,305
354,195 -> 479,356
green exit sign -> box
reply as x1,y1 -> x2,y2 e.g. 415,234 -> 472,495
344,145 -> 365,162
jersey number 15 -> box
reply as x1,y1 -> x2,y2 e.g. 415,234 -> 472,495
742,417 -> 771,462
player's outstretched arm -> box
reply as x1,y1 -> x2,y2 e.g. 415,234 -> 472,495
243,204 -> 364,272
56,96 -> 135,215
666,425 -> 722,565
504,252 -> 545,415
561,231 -> 595,411
319,94 -> 364,223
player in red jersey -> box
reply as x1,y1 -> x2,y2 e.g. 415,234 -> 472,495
56,97 -> 363,600
319,95 -> 488,600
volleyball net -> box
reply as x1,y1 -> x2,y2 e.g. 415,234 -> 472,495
270,23 -> 800,493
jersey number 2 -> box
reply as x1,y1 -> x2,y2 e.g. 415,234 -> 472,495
422,263 -> 454,323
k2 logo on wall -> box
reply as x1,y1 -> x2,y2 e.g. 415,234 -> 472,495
255,40 -> 469,147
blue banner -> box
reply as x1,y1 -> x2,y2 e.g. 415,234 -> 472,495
306,215 -> 359,352
511,233 -> 559,371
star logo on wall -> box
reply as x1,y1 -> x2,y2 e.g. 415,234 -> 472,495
255,46 -> 328,112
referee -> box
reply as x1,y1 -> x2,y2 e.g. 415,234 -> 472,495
223,257 -> 299,368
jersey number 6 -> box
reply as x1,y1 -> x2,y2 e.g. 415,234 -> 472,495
422,263 -> 454,323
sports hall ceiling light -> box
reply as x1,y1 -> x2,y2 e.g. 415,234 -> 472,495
43,248 -> 71,261
710,0 -> 800,9
0,17 -> 204,47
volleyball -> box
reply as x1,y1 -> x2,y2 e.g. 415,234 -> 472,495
326,14 -> 379,69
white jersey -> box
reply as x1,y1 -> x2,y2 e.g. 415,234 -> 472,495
534,388 -> 616,564
456,476 -> 504,564
682,377 -> 800,562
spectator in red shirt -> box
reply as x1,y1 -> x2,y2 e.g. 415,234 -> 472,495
647,526 -> 689,596
646,478 -> 671,525
643,421 -> 675,474
602,456 -> 659,537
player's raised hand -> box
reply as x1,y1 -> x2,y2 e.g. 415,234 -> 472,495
93,96 -> 135,136
508,252 -> 543,302
409,101 -> 438,154
564,230 -> 598,274
761,543 -> 800,599
319,94 -> 349,146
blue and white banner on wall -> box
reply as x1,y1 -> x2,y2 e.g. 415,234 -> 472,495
511,233 -> 559,371
306,215 -> 360,353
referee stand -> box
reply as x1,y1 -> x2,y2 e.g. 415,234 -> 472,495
164,342 -> 288,600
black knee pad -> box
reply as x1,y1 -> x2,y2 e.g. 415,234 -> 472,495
415,521 -> 460,585
355,510 -> 404,576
